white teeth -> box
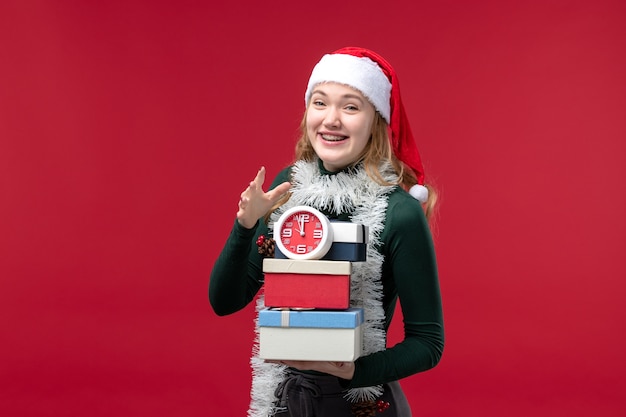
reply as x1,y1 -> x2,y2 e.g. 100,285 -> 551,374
321,134 -> 346,141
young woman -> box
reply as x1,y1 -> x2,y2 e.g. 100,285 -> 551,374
209,47 -> 444,417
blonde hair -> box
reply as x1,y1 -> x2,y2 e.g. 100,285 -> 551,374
292,111 -> 438,221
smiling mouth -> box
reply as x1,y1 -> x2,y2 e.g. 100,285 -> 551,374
321,133 -> 347,142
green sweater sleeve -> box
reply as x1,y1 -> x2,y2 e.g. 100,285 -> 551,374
348,189 -> 444,388
208,219 -> 266,316
208,168 -> 291,316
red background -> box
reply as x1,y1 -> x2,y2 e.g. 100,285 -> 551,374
1,1 -> 625,416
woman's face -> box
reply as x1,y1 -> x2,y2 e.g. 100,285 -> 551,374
306,82 -> 376,172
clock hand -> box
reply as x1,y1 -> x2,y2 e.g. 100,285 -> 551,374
299,215 -> 305,236
292,215 -> 304,236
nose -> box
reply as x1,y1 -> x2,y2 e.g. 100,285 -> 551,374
323,106 -> 341,128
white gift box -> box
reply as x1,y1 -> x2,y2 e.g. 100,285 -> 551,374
263,258 -> 352,275
331,221 -> 369,244
258,308 -> 364,362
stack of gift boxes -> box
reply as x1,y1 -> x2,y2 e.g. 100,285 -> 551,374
258,219 -> 368,362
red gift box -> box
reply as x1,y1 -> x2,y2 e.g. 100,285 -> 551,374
263,259 -> 351,309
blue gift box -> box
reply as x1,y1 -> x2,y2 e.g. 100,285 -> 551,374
275,242 -> 367,262
258,307 -> 363,328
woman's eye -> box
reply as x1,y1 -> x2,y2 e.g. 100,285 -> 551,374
313,100 -> 325,107
345,105 -> 358,111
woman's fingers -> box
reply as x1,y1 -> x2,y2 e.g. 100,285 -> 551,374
236,168 -> 291,229
263,360 -> 354,379
268,181 -> 291,202
254,166 -> 266,187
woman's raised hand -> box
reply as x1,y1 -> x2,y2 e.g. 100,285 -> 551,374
237,167 -> 291,229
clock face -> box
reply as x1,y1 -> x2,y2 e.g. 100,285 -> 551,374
274,206 -> 333,260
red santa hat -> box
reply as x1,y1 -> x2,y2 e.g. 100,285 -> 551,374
305,47 -> 428,203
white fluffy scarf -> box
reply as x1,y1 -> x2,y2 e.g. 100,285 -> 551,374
248,160 -> 398,417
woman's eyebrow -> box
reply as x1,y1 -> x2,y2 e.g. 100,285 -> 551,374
311,89 -> 365,103
311,89 -> 328,97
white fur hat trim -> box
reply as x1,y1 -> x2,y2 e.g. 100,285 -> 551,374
305,54 -> 392,123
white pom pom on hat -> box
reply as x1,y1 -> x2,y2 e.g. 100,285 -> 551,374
304,47 -> 429,203
408,184 -> 429,203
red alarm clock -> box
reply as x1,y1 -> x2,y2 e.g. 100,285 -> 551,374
273,205 -> 333,260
